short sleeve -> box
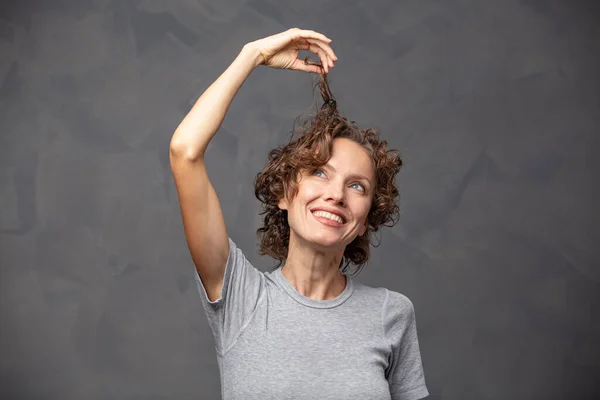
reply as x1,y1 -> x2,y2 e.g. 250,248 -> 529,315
383,289 -> 429,400
194,237 -> 265,355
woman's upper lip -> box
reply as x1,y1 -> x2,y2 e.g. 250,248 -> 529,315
310,206 -> 347,223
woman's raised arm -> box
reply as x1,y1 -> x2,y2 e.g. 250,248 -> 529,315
169,29 -> 337,302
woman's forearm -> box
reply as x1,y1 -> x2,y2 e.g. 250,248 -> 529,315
170,45 -> 262,161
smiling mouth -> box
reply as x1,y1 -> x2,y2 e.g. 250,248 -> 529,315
311,210 -> 346,226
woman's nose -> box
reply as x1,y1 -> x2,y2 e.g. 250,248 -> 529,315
326,183 -> 345,205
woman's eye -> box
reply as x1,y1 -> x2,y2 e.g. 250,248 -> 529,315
312,170 -> 366,193
351,183 -> 366,192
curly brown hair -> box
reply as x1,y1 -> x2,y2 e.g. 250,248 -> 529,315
254,72 -> 402,276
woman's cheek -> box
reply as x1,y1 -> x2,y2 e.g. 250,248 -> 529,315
301,182 -> 322,199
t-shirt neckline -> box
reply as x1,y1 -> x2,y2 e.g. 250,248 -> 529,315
272,266 -> 355,309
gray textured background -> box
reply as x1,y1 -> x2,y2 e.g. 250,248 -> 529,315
1,0 -> 599,399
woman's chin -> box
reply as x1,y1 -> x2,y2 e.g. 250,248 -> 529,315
304,233 -> 347,250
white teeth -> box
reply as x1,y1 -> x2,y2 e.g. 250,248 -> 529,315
312,210 -> 344,224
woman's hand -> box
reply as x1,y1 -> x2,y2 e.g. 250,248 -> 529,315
245,28 -> 338,73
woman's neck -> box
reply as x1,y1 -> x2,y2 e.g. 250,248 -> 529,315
280,236 -> 347,301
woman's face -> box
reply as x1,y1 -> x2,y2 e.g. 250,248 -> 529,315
278,138 -> 376,252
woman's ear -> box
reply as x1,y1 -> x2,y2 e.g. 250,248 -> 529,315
278,197 -> 289,211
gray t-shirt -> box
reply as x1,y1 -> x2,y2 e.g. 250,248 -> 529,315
195,238 -> 429,400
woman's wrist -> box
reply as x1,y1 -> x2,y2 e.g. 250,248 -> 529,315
240,43 -> 264,69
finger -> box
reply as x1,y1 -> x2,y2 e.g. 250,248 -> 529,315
288,58 -> 321,73
310,44 -> 330,73
309,41 -> 333,70
293,40 -> 312,52
287,30 -> 337,62
305,38 -> 337,64
296,40 -> 330,73
289,28 -> 332,44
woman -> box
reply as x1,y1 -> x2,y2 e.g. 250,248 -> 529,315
170,28 -> 429,400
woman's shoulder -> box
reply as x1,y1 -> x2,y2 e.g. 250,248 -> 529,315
354,281 -> 413,299
353,282 -> 415,313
